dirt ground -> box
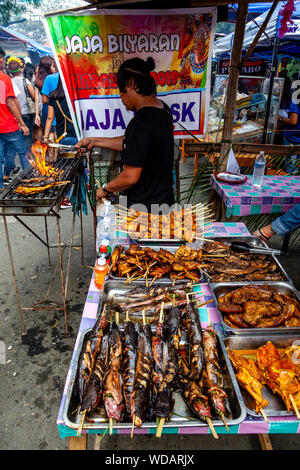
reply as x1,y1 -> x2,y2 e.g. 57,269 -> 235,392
0,207 -> 300,451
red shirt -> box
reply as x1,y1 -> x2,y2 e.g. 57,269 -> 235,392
0,71 -> 19,133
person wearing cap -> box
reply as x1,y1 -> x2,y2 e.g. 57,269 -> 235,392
75,57 -> 175,213
0,47 -> 30,190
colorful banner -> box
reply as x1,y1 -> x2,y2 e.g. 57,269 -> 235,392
44,8 -> 216,140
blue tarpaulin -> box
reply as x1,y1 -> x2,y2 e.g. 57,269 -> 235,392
215,1 -> 300,60
0,26 -> 52,62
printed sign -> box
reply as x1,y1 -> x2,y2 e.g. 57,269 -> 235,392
45,7 -> 216,139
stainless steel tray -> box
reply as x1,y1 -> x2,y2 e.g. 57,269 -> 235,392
201,236 -> 292,284
210,281 -> 300,335
223,333 -> 300,418
61,322 -> 246,431
109,242 -> 203,285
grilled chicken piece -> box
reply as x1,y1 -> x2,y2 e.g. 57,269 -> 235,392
111,246 -> 123,273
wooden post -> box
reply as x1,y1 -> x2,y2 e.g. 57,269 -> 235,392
218,0 -> 249,172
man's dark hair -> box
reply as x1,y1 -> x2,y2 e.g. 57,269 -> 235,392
117,57 -> 156,96
0,47 -> 6,59
49,76 -> 65,100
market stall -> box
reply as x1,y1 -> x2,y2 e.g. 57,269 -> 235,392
56,221 -> 300,451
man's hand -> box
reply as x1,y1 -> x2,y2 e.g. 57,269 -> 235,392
75,138 -> 95,150
96,187 -> 108,203
35,114 -> 41,127
20,123 -> 30,136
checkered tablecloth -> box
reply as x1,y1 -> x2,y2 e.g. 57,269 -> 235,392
211,174 -> 300,218
57,223 -> 300,439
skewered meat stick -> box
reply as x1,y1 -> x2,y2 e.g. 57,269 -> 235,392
152,303 -> 178,437
122,312 -> 138,418
130,311 -> 153,438
103,321 -> 125,434
80,322 -> 111,413
256,342 -> 300,416
75,310 -> 107,435
185,295 -> 204,382
178,358 -> 217,439
202,325 -> 231,426
227,348 -> 269,420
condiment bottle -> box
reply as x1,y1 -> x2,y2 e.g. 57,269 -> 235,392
94,255 -> 109,290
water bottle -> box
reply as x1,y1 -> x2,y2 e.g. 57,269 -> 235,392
252,151 -> 266,188
96,201 -> 116,253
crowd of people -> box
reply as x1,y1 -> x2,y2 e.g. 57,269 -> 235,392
0,48 -> 77,208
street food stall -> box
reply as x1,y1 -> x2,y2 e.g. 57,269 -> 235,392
3,0 -> 297,453
56,220 -> 300,451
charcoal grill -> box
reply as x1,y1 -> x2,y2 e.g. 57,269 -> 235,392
0,157 -> 82,214
0,155 -> 87,336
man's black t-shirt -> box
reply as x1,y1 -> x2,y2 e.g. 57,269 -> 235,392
121,101 -> 175,211
48,96 -> 76,139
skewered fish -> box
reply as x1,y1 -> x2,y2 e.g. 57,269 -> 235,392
103,321 -> 124,423
130,323 -> 153,427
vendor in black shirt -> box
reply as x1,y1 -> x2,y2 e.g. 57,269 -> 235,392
43,77 -> 77,145
75,57 -> 175,212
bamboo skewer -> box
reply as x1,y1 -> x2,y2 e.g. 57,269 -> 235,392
77,410 -> 86,436
156,303 -> 165,438
260,409 -> 269,423
206,417 -> 218,439
290,395 -> 300,419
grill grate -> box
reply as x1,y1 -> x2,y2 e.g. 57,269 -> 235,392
0,157 -> 82,207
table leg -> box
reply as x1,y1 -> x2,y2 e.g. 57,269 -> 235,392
68,435 -> 87,450
258,434 -> 273,450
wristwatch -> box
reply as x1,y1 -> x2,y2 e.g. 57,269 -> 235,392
102,183 -> 113,194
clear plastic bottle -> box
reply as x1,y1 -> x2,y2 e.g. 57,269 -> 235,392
99,244 -> 111,265
94,254 -> 109,290
252,151 -> 266,188
96,201 -> 116,252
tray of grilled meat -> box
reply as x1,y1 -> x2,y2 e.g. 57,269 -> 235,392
109,243 -> 205,284
62,286 -> 246,434
199,237 -> 291,284
210,282 -> 300,335
224,333 -> 300,418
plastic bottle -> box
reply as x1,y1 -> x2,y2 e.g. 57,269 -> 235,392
96,201 -> 116,253
252,151 -> 266,188
99,244 -> 111,265
94,254 -> 109,290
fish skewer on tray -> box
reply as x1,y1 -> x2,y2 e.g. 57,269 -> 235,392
75,310 -> 108,435
122,312 -> 139,419
130,311 -> 153,438
202,325 -> 231,429
103,320 -> 125,434
152,303 -> 178,437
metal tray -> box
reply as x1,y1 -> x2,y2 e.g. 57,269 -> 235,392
61,322 -> 247,432
210,281 -> 300,335
109,242 -> 203,285
201,236 -> 292,284
223,333 -> 300,418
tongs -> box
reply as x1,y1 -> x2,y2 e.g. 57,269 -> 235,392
229,241 -> 284,256
46,142 -> 87,152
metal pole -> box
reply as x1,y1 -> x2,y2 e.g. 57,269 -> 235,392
56,216 -> 69,336
262,36 -> 280,144
2,214 -> 26,335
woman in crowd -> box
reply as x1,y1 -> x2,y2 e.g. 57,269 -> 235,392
34,56 -> 57,139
